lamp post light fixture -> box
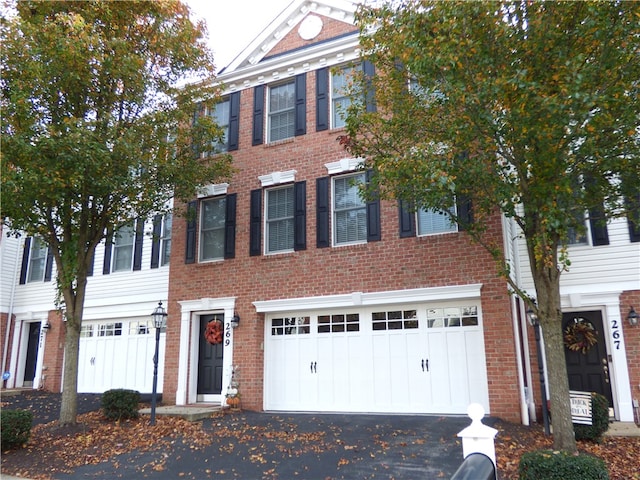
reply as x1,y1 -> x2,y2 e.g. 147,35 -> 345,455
526,306 -> 551,436
230,314 -> 240,328
628,307 -> 639,327
150,301 -> 167,426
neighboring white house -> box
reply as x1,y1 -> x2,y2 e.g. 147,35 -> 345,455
0,214 -> 171,394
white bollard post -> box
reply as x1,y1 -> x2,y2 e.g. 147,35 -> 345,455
457,403 -> 498,466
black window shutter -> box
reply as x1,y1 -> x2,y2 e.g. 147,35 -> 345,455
44,247 -> 53,282
19,237 -> 32,285
627,193 -> 640,242
294,181 -> 307,251
456,195 -> 474,231
87,251 -> 95,277
249,189 -> 262,256
224,194 -> 237,259
150,214 -> 162,269
398,200 -> 416,238
316,177 -> 330,248
103,233 -> 113,274
132,219 -> 144,271
185,200 -> 197,264
316,67 -> 329,131
363,60 -> 377,113
228,91 -> 241,151
252,85 -> 265,146
365,170 -> 381,242
589,206 -> 609,246
294,73 -> 307,136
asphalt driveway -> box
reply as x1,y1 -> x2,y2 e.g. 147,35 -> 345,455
2,390 -> 489,479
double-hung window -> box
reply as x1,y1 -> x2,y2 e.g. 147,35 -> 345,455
27,237 -> 47,282
160,214 -> 172,266
112,224 -> 135,272
268,81 -> 296,142
200,197 -> 227,261
208,100 -> 230,153
331,65 -> 355,129
417,206 -> 458,236
333,173 -> 367,245
266,186 -> 294,253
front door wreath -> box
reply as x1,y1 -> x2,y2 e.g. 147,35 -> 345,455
563,319 -> 598,354
205,320 -> 223,345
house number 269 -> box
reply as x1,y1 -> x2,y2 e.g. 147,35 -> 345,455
610,319 -> 621,350
225,321 -> 231,346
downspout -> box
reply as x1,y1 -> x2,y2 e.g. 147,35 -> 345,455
502,215 -> 530,426
2,236 -> 23,388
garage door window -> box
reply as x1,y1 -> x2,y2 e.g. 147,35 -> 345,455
271,317 -> 310,335
318,313 -> 360,333
372,310 -> 418,330
80,325 -> 94,338
98,322 -> 123,337
427,306 -> 478,328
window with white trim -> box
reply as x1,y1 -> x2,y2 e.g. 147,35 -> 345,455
417,205 -> 458,236
200,196 -> 226,261
331,64 -> 355,129
268,80 -> 295,142
112,224 -> 135,272
207,99 -> 229,153
160,214 -> 172,266
333,172 -> 367,245
27,237 -> 47,282
266,185 -> 294,253
566,211 -> 588,245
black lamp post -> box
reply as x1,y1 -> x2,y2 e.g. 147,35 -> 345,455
527,306 -> 551,435
150,301 -> 167,426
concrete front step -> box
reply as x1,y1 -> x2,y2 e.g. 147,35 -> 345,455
605,421 -> 640,437
139,404 -> 224,422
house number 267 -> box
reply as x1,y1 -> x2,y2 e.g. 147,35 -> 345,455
610,319 -> 621,350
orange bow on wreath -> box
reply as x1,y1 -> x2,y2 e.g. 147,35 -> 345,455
205,320 -> 223,345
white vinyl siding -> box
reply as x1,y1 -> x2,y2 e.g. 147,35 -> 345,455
268,81 -> 295,142
333,173 -> 367,245
266,186 -> 294,253
200,197 -> 226,261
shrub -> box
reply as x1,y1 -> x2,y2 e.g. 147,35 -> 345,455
519,449 -> 609,480
574,392 -> 610,442
101,389 -> 141,421
1,409 -> 33,451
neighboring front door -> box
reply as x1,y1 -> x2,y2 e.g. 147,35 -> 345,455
563,311 -> 613,410
23,322 -> 41,387
197,314 -> 224,401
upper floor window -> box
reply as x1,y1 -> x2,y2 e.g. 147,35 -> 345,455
266,186 -> 294,253
417,206 -> 458,236
27,237 -> 47,282
160,214 -> 172,266
112,224 -> 135,272
268,80 -> 296,142
207,100 -> 230,153
200,196 -> 227,261
333,173 -> 367,245
331,64 -> 355,129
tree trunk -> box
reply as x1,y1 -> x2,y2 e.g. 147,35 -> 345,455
58,280 -> 87,426
532,266 -> 577,453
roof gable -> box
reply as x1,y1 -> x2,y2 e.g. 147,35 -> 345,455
223,0 -> 358,73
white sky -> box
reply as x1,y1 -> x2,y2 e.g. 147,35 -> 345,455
186,0 -> 294,72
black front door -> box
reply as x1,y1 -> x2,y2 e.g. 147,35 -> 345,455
23,322 -> 41,385
563,311 -> 613,409
197,314 -> 224,395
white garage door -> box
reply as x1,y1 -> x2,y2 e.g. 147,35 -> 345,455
264,303 -> 489,414
77,318 -> 165,394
